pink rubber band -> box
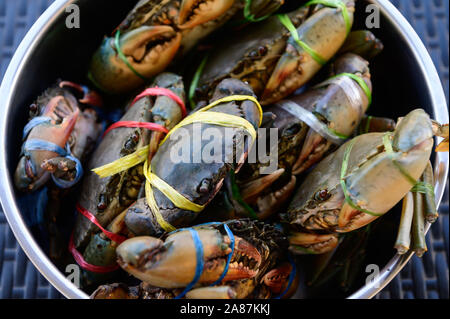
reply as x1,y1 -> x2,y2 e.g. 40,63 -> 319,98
76,204 -> 127,244
102,121 -> 169,138
132,87 -> 187,118
68,232 -> 120,273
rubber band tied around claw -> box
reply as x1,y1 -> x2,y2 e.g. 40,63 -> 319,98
169,222 -> 235,298
69,233 -> 121,273
132,87 -> 187,118
94,95 -> 262,232
340,133 -> 436,218
273,254 -> 297,299
243,0 -> 273,22
22,117 -> 84,189
329,72 -> 372,106
93,87 -> 187,177
68,204 -> 127,273
382,133 -> 435,198
115,30 -> 149,82
277,14 -> 327,66
304,0 -> 351,35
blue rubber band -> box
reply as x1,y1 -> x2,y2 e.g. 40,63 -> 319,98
23,139 -> 68,156
210,224 -> 235,286
175,229 -> 204,299
169,222 -> 236,295
23,140 -> 84,189
22,116 -> 52,139
273,254 -> 297,299
51,154 -> 84,189
22,114 -> 85,189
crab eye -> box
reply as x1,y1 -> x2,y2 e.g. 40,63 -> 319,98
314,189 -> 329,201
283,123 -> 301,137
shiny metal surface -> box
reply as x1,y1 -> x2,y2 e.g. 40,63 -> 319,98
0,0 -> 447,299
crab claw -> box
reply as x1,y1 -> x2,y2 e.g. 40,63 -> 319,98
245,0 -> 284,21
240,169 -> 296,219
116,228 -> 262,289
262,262 -> 299,298
178,0 -> 235,29
59,81 -> 103,108
261,0 -> 355,105
432,122 -> 449,152
338,109 -> 434,232
91,283 -> 140,299
289,232 -> 339,255
89,26 -> 181,93
14,96 -> 79,192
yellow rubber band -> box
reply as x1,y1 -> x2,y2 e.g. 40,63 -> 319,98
145,161 -> 205,213
150,95 -> 262,230
159,95 -> 262,147
93,95 -> 263,232
92,145 -> 149,178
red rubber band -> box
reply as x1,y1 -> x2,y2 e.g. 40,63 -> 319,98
132,87 -> 187,118
102,121 -> 169,138
76,203 -> 127,244
68,232 -> 120,273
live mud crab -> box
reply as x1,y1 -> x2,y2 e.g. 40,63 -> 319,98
193,0 -> 356,105
198,49 -> 377,222
91,219 -> 299,299
283,109 -> 448,255
89,0 -> 284,93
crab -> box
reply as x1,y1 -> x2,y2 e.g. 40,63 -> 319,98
91,219 -> 298,299
88,0 -> 284,93
194,0 -> 355,105
282,109 -> 448,255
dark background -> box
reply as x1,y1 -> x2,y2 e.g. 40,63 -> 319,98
0,0 -> 448,299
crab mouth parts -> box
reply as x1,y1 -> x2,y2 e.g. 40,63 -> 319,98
300,209 -> 340,231
295,237 -> 335,251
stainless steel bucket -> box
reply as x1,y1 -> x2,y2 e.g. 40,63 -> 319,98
0,0 -> 448,299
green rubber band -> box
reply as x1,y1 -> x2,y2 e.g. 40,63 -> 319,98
243,0 -> 273,23
364,116 -> 372,134
411,182 -> 435,196
328,127 -> 350,140
304,0 -> 351,34
277,14 -> 327,66
229,170 -> 259,220
115,30 -> 149,81
340,132 -> 436,219
189,55 -> 209,109
329,73 -> 372,106
340,138 -> 384,217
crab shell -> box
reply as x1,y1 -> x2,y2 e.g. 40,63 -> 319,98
124,79 -> 261,237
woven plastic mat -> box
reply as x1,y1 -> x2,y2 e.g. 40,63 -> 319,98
0,0 -> 448,299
